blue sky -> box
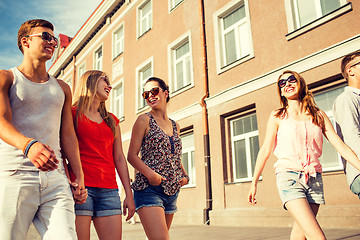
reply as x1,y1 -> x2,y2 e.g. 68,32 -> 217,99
0,0 -> 102,70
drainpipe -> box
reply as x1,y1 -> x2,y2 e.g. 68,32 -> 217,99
72,55 -> 76,91
199,0 -> 212,225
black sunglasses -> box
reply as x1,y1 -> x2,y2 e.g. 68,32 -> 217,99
349,61 -> 360,69
278,75 -> 297,88
25,32 -> 58,47
142,87 -> 161,100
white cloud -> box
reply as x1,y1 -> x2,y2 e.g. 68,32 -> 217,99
41,0 -> 102,37
0,0 -> 102,70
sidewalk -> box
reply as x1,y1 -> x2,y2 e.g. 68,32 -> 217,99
27,222 -> 360,240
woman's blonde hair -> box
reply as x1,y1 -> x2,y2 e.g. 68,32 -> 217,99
72,70 -> 116,136
275,70 -> 325,132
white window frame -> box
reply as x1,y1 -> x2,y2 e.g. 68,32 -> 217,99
213,0 -> 254,74
168,31 -> 194,96
112,23 -> 124,60
110,78 -> 125,121
65,77 -> 72,91
284,0 -> 351,40
78,62 -> 86,80
94,45 -> 103,71
136,57 -> 153,112
180,131 -> 196,188
314,85 -> 345,172
230,113 -> 259,182
137,0 -> 152,38
169,0 -> 184,12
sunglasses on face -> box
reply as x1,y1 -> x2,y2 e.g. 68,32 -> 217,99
349,61 -> 360,69
100,76 -> 111,86
142,87 -> 160,100
25,32 -> 58,47
278,75 -> 297,88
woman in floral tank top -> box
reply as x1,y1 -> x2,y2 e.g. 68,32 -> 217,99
128,77 -> 189,240
247,70 -> 360,240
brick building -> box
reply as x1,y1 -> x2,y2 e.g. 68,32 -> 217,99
49,0 -> 360,228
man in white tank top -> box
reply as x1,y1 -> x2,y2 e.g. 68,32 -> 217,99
0,19 -> 86,240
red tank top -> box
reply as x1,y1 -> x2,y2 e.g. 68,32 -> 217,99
71,107 -> 119,188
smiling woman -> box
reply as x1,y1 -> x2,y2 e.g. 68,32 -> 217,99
247,70 -> 360,240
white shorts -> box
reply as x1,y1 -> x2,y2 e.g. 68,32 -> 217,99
0,169 -> 76,240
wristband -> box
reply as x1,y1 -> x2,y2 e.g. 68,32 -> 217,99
24,139 -> 38,157
22,138 -> 34,154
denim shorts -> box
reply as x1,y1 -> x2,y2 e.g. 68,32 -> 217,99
134,185 -> 179,214
276,171 -> 325,209
75,186 -> 122,217
350,175 -> 360,199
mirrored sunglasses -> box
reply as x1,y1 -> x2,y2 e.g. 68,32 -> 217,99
278,75 -> 297,88
142,87 -> 160,100
25,32 -> 58,47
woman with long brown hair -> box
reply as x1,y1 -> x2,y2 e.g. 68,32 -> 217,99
248,70 -> 360,240
71,70 -> 135,240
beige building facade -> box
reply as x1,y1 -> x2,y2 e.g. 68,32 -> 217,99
50,0 -> 360,228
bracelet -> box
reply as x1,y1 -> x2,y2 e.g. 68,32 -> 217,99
184,174 -> 190,182
23,139 -> 38,157
22,138 -> 34,154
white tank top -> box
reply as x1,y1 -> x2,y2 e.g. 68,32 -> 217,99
0,67 -> 65,171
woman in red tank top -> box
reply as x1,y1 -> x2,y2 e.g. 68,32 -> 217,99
71,70 -> 135,240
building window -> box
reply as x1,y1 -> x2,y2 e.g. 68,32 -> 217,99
291,0 -> 345,28
170,0 -> 184,11
78,62 -> 86,80
230,113 -> 259,182
314,85 -> 345,171
285,0 -> 351,40
94,46 -> 103,71
169,32 -> 194,94
138,0 -> 152,37
65,77 -> 72,91
113,24 -> 124,59
181,131 -> 196,187
111,79 -> 124,120
214,0 -> 254,73
136,59 -> 153,110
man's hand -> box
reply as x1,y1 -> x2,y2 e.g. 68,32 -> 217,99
27,142 -> 59,171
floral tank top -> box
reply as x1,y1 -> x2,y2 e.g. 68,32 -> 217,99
131,113 -> 184,195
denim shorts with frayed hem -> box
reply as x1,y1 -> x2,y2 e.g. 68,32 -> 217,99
75,186 -> 122,217
276,171 -> 325,210
134,184 -> 179,214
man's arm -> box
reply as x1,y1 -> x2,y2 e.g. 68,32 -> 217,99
57,79 -> 85,200
0,70 -> 58,171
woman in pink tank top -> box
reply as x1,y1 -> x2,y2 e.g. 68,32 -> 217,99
247,70 -> 360,240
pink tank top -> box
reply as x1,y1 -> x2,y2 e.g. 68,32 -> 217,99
273,114 -> 323,182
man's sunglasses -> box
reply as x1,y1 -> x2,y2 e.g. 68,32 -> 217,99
25,32 -> 58,47
278,75 -> 297,88
142,87 -> 160,100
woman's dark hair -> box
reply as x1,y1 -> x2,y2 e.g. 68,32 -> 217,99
145,77 -> 170,102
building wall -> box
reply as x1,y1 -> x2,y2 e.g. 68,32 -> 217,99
50,0 -> 360,228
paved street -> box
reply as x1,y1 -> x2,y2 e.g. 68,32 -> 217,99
26,222 -> 360,240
